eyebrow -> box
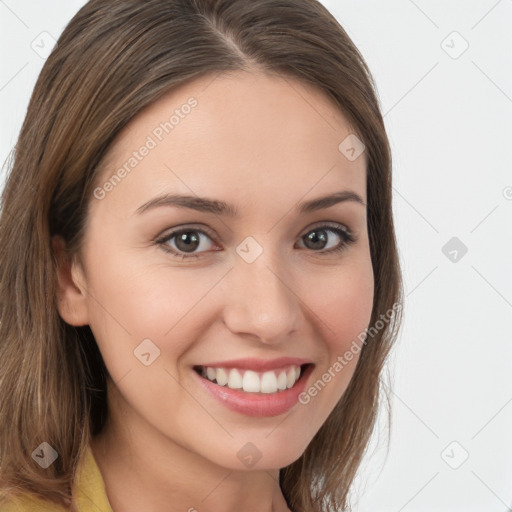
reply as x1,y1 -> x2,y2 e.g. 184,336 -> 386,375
134,190 -> 366,217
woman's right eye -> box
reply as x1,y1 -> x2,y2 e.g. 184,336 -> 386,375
156,228 -> 218,260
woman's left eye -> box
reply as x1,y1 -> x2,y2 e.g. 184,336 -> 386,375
297,225 -> 356,254
156,223 -> 356,260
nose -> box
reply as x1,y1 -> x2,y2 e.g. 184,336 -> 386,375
222,250 -> 302,344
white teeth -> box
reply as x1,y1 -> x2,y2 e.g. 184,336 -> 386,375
260,371 -> 278,393
243,370 -> 260,392
228,368 -> 243,389
276,370 -> 287,390
199,364 -> 304,393
216,368 -> 228,386
286,368 -> 296,389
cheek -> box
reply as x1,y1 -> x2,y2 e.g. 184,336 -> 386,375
304,257 -> 374,354
300,255 -> 374,396
285,258 -> 374,441
329,275 -> 374,352
84,252 -> 226,375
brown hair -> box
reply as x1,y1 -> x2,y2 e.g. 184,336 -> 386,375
0,0 -> 403,510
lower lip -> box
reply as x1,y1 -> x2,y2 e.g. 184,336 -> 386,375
194,364 -> 314,417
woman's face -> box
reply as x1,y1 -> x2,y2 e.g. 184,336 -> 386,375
56,70 -> 374,470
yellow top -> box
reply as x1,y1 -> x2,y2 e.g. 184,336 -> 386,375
0,444 -> 114,512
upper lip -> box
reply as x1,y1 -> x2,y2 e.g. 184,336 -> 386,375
195,357 -> 313,372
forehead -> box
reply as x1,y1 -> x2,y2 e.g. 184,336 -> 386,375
93,70 -> 366,216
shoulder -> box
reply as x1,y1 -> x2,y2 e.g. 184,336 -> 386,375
0,442 -> 113,512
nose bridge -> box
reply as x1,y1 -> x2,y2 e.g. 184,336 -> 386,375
223,240 -> 300,342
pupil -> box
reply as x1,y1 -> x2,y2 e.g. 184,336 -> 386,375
176,231 -> 200,252
305,230 -> 327,250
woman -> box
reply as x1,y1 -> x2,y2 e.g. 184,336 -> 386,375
0,0 -> 403,510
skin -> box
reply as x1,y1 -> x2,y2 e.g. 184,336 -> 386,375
53,69 -> 374,512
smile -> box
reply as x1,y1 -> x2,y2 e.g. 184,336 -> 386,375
194,364 -> 303,394
193,362 -> 315,417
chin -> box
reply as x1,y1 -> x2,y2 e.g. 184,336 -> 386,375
207,436 -> 309,472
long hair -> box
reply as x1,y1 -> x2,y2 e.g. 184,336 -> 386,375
0,1 -> 403,510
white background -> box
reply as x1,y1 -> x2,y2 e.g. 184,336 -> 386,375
1,1 -> 511,511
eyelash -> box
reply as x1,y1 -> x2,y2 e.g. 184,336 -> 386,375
155,223 -> 357,260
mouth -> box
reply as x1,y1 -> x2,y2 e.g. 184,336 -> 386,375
193,363 -> 313,394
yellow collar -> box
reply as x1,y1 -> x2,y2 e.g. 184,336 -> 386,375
0,443 -> 114,512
